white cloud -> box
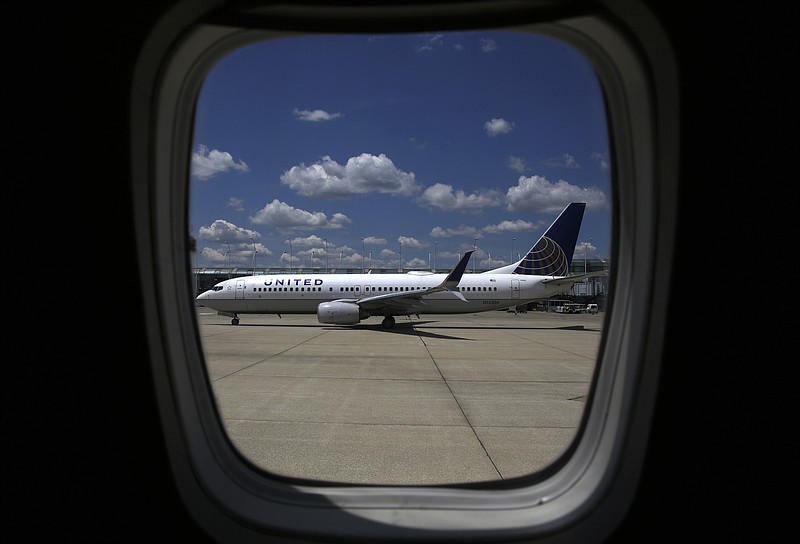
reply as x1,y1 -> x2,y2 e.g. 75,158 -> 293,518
191,145 -> 249,180
197,219 -> 259,241
280,153 -> 421,199
430,225 -> 482,238
415,33 -> 444,52
249,199 -> 352,230
508,156 -> 527,173
419,183 -> 503,212
563,154 -> 580,168
481,219 -> 538,234
293,108 -> 343,122
575,240 -> 597,256
479,38 -> 498,53
196,219 -> 272,264
591,151 -> 610,170
363,236 -> 387,245
506,175 -> 607,213
227,197 -> 244,212
543,153 -> 581,169
288,235 -> 326,247
404,257 -> 429,269
398,236 -> 425,249
484,118 -> 514,137
414,33 -> 465,53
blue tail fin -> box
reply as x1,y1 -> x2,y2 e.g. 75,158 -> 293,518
513,202 -> 585,275
481,202 -> 586,276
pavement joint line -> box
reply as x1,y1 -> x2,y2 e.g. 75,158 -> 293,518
415,322 -> 504,480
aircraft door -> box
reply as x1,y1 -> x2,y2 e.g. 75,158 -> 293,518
235,279 -> 246,299
511,279 -> 520,299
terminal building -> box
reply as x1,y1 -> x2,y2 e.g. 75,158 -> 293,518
191,258 -> 609,311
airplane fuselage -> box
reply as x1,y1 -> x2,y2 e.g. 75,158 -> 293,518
196,203 -> 594,327
197,271 -> 570,317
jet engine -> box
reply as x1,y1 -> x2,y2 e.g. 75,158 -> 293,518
317,301 -> 368,325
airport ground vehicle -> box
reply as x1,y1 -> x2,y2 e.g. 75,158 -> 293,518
554,302 -> 587,314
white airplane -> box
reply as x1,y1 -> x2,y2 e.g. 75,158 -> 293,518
196,202 -> 605,328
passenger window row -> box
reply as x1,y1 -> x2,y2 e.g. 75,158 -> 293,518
251,285 -> 499,292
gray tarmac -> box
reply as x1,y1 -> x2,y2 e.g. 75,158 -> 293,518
196,307 -> 604,486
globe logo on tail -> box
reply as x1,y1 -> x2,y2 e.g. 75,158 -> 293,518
514,237 -> 569,276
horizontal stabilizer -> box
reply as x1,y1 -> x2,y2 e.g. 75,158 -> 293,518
541,270 -> 607,289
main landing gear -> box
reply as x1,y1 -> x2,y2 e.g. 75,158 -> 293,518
231,314 -> 239,325
381,315 -> 396,329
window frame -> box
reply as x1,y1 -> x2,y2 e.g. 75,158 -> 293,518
131,1 -> 678,541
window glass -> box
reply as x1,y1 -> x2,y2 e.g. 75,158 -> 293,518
191,31 -> 610,485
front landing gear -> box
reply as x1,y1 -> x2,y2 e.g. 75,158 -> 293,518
381,315 -> 396,329
231,314 -> 239,325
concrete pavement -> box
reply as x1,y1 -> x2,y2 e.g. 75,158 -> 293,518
196,308 -> 604,485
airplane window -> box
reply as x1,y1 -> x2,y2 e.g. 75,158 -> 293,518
132,0 -> 679,540
190,30 -> 610,486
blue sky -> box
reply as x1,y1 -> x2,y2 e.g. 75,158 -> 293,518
190,30 -> 610,272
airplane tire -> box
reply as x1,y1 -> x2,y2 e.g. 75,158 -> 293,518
382,316 -> 395,329
231,318 -> 239,325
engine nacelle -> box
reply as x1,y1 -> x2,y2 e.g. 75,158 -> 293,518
317,301 -> 366,325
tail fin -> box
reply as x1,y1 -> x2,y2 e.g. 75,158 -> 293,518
485,202 -> 586,276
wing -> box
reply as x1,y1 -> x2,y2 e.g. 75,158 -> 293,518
343,250 -> 473,313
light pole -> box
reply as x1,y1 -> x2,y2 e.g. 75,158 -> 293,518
250,237 -> 257,275
512,237 -> 515,264
286,237 -> 292,273
433,242 -> 437,272
585,238 -> 592,296
225,240 -> 230,278
323,237 -> 328,272
361,237 -> 365,271
584,238 -> 592,273
473,238 -> 477,273
398,241 -> 402,271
